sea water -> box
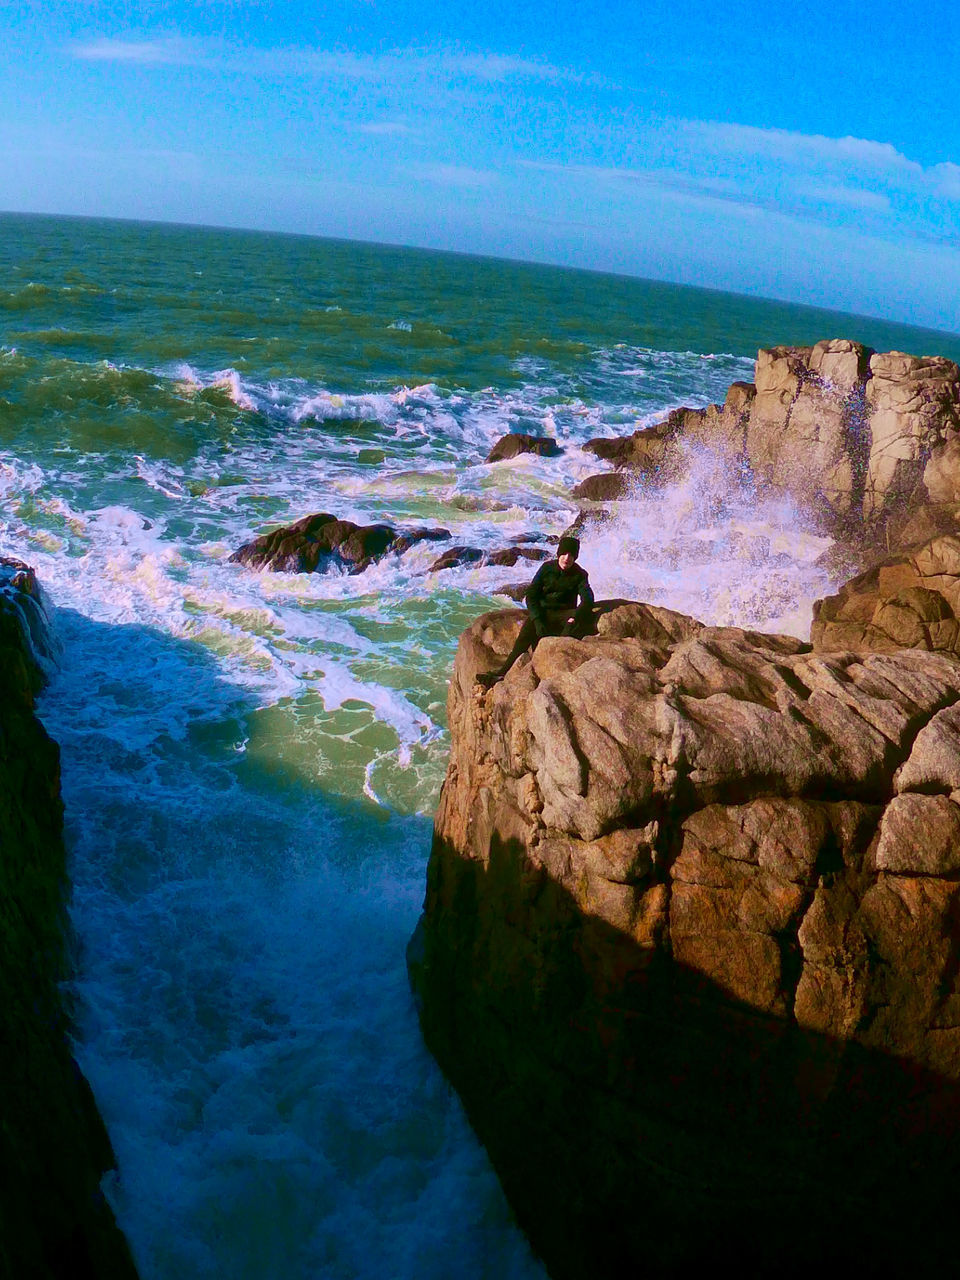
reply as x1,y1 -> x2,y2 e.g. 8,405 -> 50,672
3,212 -> 959,1279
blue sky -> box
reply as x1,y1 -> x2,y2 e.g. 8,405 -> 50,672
4,0 -> 960,330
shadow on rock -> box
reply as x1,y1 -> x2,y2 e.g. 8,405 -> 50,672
411,826 -> 960,1279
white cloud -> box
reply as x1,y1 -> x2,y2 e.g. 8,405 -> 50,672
267,46 -> 581,84
682,120 -> 923,177
438,53 -> 567,82
797,183 -> 892,212
72,37 -> 194,65
524,119 -> 960,244
69,38 -> 581,86
406,162 -> 497,188
521,159 -> 747,202
357,121 -> 418,137
932,162 -> 960,200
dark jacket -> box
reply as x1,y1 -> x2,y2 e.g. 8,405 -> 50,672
525,559 -> 594,630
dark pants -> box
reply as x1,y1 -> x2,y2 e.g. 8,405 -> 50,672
497,606 -> 593,676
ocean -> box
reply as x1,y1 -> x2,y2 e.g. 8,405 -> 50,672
3,211 -> 959,1279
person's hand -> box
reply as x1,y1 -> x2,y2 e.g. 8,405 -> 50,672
561,618 -> 575,636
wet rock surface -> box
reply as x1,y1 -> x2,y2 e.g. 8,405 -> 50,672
231,512 -> 558,578
485,432 -> 562,462
569,470 -> 632,501
412,599 -> 960,1277
0,559 -> 138,1279
230,512 -> 451,573
427,545 -> 551,574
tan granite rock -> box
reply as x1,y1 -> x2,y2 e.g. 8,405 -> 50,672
864,352 -> 960,521
414,597 -> 960,1277
574,340 -> 960,545
812,533 -> 960,655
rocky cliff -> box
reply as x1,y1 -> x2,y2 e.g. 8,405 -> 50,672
413,340 -> 960,1278
576,340 -> 960,550
0,560 -> 137,1279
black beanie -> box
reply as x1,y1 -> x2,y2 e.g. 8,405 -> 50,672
557,535 -> 580,557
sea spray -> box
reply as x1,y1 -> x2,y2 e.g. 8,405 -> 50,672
580,445 -> 835,637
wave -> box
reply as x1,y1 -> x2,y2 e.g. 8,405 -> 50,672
0,279 -> 107,311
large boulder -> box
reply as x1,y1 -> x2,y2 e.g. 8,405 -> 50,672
812,522 -> 960,654
229,513 -> 450,573
582,417 -> 680,472
744,340 -> 872,517
412,601 -> 960,1276
569,471 -> 632,501
864,352 -> 960,521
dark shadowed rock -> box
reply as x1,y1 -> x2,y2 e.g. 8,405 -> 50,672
483,547 -> 550,568
230,513 -> 452,574
0,560 -> 138,1279
428,545 -> 552,573
485,433 -> 562,462
390,526 -> 451,554
336,523 -> 395,568
428,545 -> 484,572
583,422 -> 675,469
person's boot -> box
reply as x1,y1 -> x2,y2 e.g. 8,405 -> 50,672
476,669 -> 503,689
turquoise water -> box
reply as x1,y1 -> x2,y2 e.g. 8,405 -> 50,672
3,212 -> 959,1279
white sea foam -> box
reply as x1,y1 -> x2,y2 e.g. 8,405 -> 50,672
291,389 -> 399,425
134,456 -> 188,499
160,359 -> 670,464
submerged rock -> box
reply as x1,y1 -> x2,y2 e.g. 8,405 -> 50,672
483,547 -> 551,568
427,545 -> 484,572
427,545 -> 551,573
412,599 -> 960,1276
0,558 -> 138,1278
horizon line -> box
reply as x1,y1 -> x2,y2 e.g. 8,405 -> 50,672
3,205 -> 959,346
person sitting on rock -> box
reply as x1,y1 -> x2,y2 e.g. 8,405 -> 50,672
477,535 -> 594,688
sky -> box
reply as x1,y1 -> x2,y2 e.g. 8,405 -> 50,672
3,0 -> 960,331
